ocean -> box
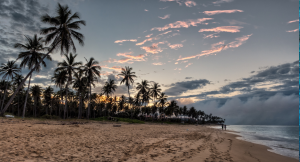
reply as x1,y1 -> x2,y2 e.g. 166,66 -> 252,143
210,125 -> 299,160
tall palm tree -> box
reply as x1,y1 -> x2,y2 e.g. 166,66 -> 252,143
158,92 -> 168,117
150,82 -> 161,105
84,57 -> 101,120
15,34 -> 52,118
30,85 -> 42,117
118,66 -> 137,98
1,3 -> 86,116
0,61 -> 21,111
56,53 -> 82,119
43,86 -> 54,115
13,74 -> 25,116
102,79 -> 117,99
136,80 -> 150,96
73,69 -> 87,119
51,70 -> 68,118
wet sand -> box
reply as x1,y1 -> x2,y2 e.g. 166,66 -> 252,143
0,118 -> 297,162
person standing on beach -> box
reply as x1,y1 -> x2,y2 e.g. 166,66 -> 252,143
222,124 -> 223,130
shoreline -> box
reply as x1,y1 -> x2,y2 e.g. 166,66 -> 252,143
0,118 -> 297,162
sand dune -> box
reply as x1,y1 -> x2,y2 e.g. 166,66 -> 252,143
0,118 -> 297,162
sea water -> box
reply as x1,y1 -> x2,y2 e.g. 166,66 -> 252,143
210,125 -> 299,160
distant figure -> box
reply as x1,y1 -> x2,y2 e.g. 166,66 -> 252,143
221,124 -> 223,130
224,125 -> 226,131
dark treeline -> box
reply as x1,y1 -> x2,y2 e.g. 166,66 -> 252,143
0,3 -> 225,125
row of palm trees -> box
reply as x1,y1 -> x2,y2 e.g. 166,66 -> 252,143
0,3 -> 225,124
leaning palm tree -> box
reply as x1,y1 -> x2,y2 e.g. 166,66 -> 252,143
118,66 -> 137,98
1,3 -> 86,116
56,53 -> 82,119
51,70 -> 68,118
30,85 -> 42,117
0,61 -> 21,111
15,34 -> 52,118
83,57 -> 101,120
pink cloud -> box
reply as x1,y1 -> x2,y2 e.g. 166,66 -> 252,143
159,14 -> 171,19
141,42 -> 166,54
203,33 -> 219,39
175,62 -> 178,64
144,9 -> 148,11
114,39 -> 137,43
185,63 -> 193,68
287,19 -> 299,24
102,65 -> 123,71
103,52 -> 147,64
286,29 -> 298,32
199,26 -> 243,33
152,62 -> 164,65
185,0 -> 197,7
168,43 -> 183,50
145,34 -> 153,37
177,34 -> 252,61
151,18 -> 213,31
176,98 -> 195,105
203,9 -> 243,16
136,30 -> 172,45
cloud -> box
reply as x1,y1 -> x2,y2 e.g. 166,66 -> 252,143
185,77 -> 192,79
178,34 -> 252,61
286,29 -> 298,32
176,98 -> 195,105
212,0 -> 234,5
102,65 -> 123,71
159,6 -> 169,9
224,19 -> 248,25
144,9 -> 148,11
203,33 -> 219,39
145,34 -> 153,37
184,0 -> 197,7
114,39 -> 137,43
287,19 -> 299,24
158,14 -> 170,19
168,43 -> 183,50
151,18 -> 213,31
203,9 -> 243,16
185,63 -> 193,68
199,26 -> 243,33
152,62 -> 164,65
115,52 -> 147,63
164,79 -> 210,96
140,42 -> 166,54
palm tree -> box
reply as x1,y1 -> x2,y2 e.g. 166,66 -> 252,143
51,70 -> 68,118
118,66 -> 137,98
136,80 -> 150,96
56,53 -> 82,119
102,79 -> 117,99
84,57 -> 101,120
73,69 -> 87,119
15,34 -> 52,118
13,74 -> 25,116
165,100 -> 178,117
30,85 -> 42,117
43,86 -> 54,115
150,82 -> 161,104
1,3 -> 86,116
158,92 -> 168,117
0,61 -> 21,111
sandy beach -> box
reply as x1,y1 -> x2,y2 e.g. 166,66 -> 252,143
0,118 -> 297,162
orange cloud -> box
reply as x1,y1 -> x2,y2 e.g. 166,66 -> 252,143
159,14 -> 171,19
178,34 -> 252,61
286,29 -> 298,32
287,19 -> 299,24
203,9 -> 243,16
168,43 -> 183,50
176,98 -> 195,105
185,63 -> 193,68
199,26 -> 243,33
145,33 -> 153,37
141,42 -> 165,54
151,18 -> 213,31
102,65 -> 123,71
114,39 -> 137,43
152,62 -> 164,65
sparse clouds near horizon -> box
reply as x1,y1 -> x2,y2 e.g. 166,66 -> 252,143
203,9 -> 243,16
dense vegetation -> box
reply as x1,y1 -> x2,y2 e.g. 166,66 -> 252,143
0,3 -> 225,125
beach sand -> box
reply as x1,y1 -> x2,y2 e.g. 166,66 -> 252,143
0,118 -> 297,162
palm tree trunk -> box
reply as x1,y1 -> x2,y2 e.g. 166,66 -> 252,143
34,96 -> 37,118
1,45 -> 56,116
64,83 -> 69,119
17,93 -> 20,116
78,92 -> 81,119
87,85 -> 91,120
60,87 -> 63,118
0,78 -> 9,111
22,74 -> 32,118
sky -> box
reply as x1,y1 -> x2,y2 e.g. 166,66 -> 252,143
0,0 -> 298,125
